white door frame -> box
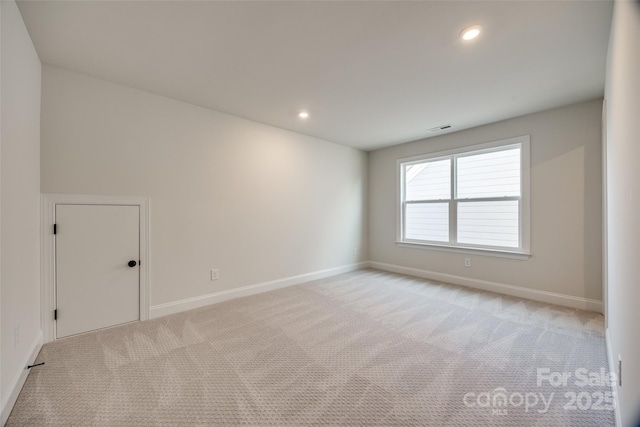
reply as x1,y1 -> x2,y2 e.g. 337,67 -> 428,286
41,193 -> 150,343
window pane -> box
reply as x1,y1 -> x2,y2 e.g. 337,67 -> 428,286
457,201 -> 519,248
405,203 -> 449,242
457,148 -> 520,199
405,158 -> 451,201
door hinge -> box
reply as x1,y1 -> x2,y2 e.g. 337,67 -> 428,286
53,224 -> 57,235
54,309 -> 57,320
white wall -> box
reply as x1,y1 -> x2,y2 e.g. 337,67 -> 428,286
369,100 -> 603,308
604,1 -> 640,425
41,65 -> 368,309
0,0 -> 42,422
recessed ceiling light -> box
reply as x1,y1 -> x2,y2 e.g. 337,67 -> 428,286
461,25 -> 482,41
298,111 -> 309,119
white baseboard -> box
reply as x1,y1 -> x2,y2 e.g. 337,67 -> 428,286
1,330 -> 43,426
368,261 -> 603,313
605,328 -> 622,427
149,262 -> 368,319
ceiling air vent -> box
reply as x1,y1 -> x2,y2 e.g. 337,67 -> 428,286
428,124 -> 453,133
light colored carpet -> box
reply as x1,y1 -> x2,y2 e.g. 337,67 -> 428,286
7,268 -> 615,426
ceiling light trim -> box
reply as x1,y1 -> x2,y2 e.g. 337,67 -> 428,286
461,25 -> 482,41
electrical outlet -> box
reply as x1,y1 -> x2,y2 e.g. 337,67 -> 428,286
464,258 -> 471,268
14,326 -> 20,348
211,269 -> 219,281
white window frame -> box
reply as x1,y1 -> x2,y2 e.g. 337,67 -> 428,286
396,135 -> 531,260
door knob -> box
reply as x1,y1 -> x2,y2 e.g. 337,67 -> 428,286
128,260 -> 137,268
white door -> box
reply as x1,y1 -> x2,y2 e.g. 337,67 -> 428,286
56,204 -> 140,338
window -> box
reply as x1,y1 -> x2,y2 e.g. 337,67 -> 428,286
398,135 -> 530,255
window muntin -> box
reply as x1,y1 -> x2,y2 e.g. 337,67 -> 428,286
399,137 -> 529,253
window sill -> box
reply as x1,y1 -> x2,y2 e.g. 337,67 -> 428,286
395,241 -> 531,260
